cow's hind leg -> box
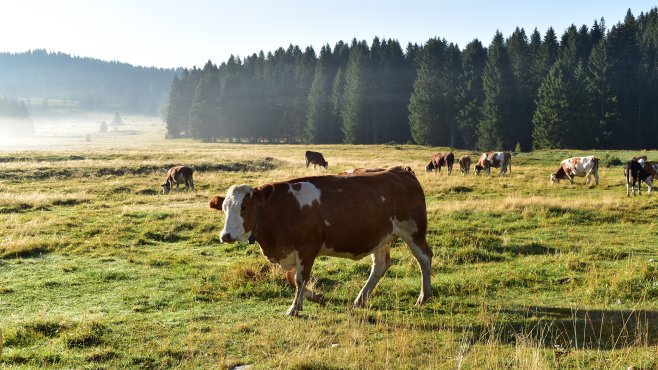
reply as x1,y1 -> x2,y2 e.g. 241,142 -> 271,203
400,233 -> 432,305
353,245 -> 392,308
285,270 -> 325,305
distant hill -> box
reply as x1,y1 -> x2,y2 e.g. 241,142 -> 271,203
0,49 -> 176,115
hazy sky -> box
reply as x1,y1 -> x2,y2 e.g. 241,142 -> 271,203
3,0 -> 656,69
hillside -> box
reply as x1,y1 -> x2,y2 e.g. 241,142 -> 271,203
0,50 -> 176,115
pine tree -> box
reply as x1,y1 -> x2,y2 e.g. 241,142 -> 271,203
341,40 -> 370,144
507,27 -> 533,151
408,38 -> 449,146
305,45 -> 337,143
478,31 -> 515,150
189,61 -> 220,142
456,39 -> 487,150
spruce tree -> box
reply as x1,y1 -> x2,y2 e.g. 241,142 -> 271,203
408,38 -> 449,146
456,39 -> 487,150
478,31 -> 515,150
341,40 -> 369,144
189,61 -> 220,142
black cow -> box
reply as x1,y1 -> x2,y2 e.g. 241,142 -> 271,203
625,160 -> 653,197
305,151 -> 328,169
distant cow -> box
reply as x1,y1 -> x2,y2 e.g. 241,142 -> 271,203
474,152 -> 511,176
305,151 -> 328,169
161,166 -> 194,194
208,167 -> 432,316
550,156 -> 599,186
426,152 -> 455,174
458,155 -> 471,175
625,160 -> 653,197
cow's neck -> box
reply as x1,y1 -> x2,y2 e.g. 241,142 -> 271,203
248,204 -> 262,244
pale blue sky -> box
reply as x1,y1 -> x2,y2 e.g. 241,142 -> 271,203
2,0 -> 656,69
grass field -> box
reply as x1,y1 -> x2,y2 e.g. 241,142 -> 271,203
1,118 -> 657,369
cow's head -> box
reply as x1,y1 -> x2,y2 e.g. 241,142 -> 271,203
322,160 -> 329,169
209,184 -> 273,243
425,161 -> 435,172
474,164 -> 483,175
550,174 -> 560,184
161,182 -> 171,194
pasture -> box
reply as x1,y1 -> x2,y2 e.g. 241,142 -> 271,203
1,119 -> 657,369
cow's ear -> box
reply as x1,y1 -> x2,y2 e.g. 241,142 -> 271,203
254,184 -> 274,203
209,196 -> 225,211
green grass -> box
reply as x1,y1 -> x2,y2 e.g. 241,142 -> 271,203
1,122 -> 657,369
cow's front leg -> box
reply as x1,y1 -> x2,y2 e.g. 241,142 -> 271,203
354,245 -> 392,308
285,270 -> 325,305
286,253 -> 314,316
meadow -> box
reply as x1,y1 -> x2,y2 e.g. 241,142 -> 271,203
0,117 -> 657,369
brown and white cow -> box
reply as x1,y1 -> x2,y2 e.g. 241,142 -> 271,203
209,167 -> 432,316
458,155 -> 471,175
161,166 -> 195,194
549,156 -> 599,186
426,152 -> 455,174
474,152 -> 511,176
305,151 -> 328,169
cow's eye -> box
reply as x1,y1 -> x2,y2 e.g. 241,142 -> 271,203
241,205 -> 246,212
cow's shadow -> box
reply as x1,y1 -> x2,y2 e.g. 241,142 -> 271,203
348,305 -> 658,350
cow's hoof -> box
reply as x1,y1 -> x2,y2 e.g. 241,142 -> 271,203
352,299 -> 366,309
286,306 -> 301,317
314,294 -> 326,306
415,294 -> 430,306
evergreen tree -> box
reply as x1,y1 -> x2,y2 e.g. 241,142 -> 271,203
456,39 -> 487,150
586,38 -> 617,147
341,40 -> 370,144
507,27 -> 533,150
408,38 -> 449,146
189,61 -> 220,142
478,31 -> 515,150
305,45 -> 339,143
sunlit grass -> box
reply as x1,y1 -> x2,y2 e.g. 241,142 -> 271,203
0,121 -> 657,368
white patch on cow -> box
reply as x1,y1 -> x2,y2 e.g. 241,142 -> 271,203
324,219 -> 331,226
219,184 -> 253,242
345,169 -> 355,175
289,182 -> 321,209
381,196 -> 386,203
391,217 -> 419,238
274,250 -> 298,271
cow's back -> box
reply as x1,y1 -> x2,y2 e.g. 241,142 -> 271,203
260,169 -> 426,257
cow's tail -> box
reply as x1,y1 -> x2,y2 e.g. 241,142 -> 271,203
626,160 -> 631,195
509,157 -> 512,173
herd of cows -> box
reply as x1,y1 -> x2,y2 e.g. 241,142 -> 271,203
156,150 -> 657,315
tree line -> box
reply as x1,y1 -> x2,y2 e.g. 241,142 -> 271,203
0,97 -> 34,137
0,50 -> 175,115
166,8 -> 658,150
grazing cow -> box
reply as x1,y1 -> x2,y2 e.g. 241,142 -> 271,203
208,167 -> 432,316
474,152 -> 512,176
161,166 -> 194,194
549,156 -> 600,186
625,160 -> 653,197
426,152 -> 455,174
305,151 -> 328,169
458,155 -> 471,175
